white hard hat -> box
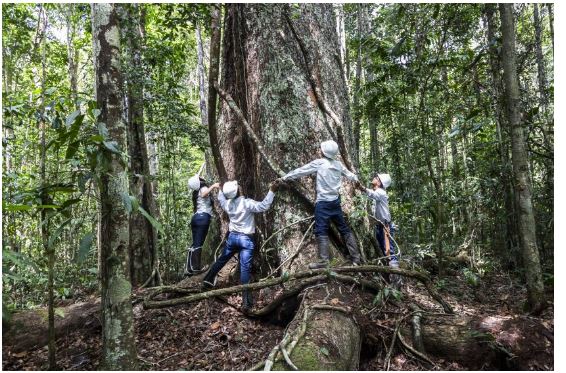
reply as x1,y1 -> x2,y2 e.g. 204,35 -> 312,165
321,140 -> 339,159
188,175 -> 201,191
223,180 -> 239,199
377,173 -> 392,189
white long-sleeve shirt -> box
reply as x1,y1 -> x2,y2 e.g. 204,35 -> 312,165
217,190 -> 275,234
195,186 -> 213,215
365,187 -> 391,223
282,158 -> 358,202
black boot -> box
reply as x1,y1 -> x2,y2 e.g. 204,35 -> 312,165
344,233 -> 362,265
202,269 -> 217,290
242,290 -> 253,311
191,247 -> 202,273
309,236 -> 330,269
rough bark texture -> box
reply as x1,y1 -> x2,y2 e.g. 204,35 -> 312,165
216,4 -> 362,369
484,4 -> 519,259
400,313 -> 553,370
92,3 -> 138,369
119,3 -> 159,288
499,4 -> 545,314
533,4 -> 548,111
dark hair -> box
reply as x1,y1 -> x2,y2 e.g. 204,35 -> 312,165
192,177 -> 208,213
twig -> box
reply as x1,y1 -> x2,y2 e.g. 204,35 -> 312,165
260,216 -> 314,255
264,220 -> 315,279
384,318 -> 402,371
156,351 -> 182,365
312,304 -> 351,314
396,329 -> 435,367
280,341 -> 298,370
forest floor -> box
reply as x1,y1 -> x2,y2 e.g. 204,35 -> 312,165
2,268 -> 554,371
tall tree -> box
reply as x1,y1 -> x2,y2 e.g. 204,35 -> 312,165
499,3 -> 545,314
119,3 -> 159,287
91,3 -> 138,368
215,4 -> 362,368
64,4 -> 79,108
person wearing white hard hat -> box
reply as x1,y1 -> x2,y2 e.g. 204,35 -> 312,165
185,175 -> 220,276
202,179 -> 280,311
279,140 -> 362,269
356,172 -> 400,272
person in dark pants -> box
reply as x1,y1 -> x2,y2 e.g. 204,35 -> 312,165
356,172 -> 401,287
202,180 -> 279,311
186,175 -> 220,276
280,140 -> 361,269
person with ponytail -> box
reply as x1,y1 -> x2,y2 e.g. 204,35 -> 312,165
186,175 -> 220,276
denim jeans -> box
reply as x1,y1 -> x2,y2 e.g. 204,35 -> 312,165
191,212 -> 211,248
206,232 -> 254,284
314,197 -> 352,237
375,222 -> 399,264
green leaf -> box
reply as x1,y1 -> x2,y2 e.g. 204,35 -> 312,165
320,347 -> 329,356
88,135 -> 104,144
121,192 -> 133,214
76,233 -> 94,263
92,108 -> 101,118
55,307 -> 65,318
97,122 -> 109,138
65,110 -> 82,127
65,140 -> 81,160
47,218 -> 72,249
103,140 -> 121,154
3,204 -> 33,211
138,206 -> 164,234
45,87 -> 57,95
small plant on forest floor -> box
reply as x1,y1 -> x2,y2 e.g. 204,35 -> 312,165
372,286 -> 402,306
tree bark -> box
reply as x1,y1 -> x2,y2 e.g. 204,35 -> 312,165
499,4 -> 546,314
207,5 -> 227,182
546,4 -> 554,53
351,4 -> 364,171
91,3 -> 138,369
215,4 -> 361,369
484,4 -> 519,260
119,3 -> 159,288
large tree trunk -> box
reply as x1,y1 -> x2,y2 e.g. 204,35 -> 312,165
91,3 -> 138,369
499,4 -> 545,314
119,3 -> 159,288
533,4 -> 548,112
216,4 -> 361,369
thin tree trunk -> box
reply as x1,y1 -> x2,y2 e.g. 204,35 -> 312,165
499,3 -> 546,314
36,6 -> 56,368
64,4 -> 79,108
119,3 -> 158,288
92,3 -> 138,369
351,4 -> 364,170
196,23 -> 208,128
533,4 -> 548,112
546,4 -> 554,53
207,5 -> 227,182
484,4 -> 519,258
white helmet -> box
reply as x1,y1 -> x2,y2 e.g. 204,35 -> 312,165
188,175 -> 201,191
222,180 -> 239,199
321,140 -> 339,159
377,173 -> 392,189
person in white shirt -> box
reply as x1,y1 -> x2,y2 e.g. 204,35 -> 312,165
186,175 -> 220,276
356,173 -> 399,267
202,180 -> 279,310
280,140 -> 361,269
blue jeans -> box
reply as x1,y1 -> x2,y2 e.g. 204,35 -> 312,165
205,232 -> 254,285
314,197 -> 352,237
191,212 -> 211,248
375,222 -> 398,264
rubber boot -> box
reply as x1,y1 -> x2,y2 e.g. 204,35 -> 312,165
191,247 -> 202,273
242,290 -> 253,311
202,269 -> 217,290
184,247 -> 194,276
344,233 -> 362,265
309,236 -> 330,269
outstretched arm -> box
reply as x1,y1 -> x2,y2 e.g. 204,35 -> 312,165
365,187 -> 387,202
200,182 -> 220,198
282,160 -> 319,181
217,191 -> 228,210
245,190 -> 275,213
341,167 -> 358,182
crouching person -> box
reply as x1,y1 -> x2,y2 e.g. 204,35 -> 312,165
281,140 -> 361,269
202,180 -> 278,311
